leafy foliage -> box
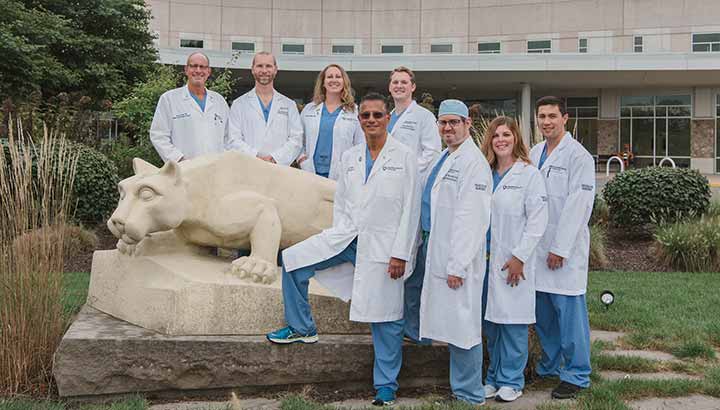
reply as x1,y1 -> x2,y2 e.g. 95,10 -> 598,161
0,0 -> 157,106
603,167 -> 711,228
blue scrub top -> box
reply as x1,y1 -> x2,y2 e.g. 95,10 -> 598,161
538,145 -> 549,170
313,105 -> 340,178
190,91 -> 206,112
387,110 -> 402,133
257,95 -> 272,123
486,167 -> 511,253
420,151 -> 450,232
365,145 -> 376,183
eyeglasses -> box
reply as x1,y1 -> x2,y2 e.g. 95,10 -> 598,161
359,111 -> 386,120
437,119 -> 464,128
187,64 -> 209,70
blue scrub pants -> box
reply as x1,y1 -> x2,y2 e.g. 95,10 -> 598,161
281,239 -> 404,393
403,237 -> 431,344
282,240 -> 357,335
371,320 -> 405,392
481,261 -> 529,390
535,291 -> 592,388
449,343 -> 485,404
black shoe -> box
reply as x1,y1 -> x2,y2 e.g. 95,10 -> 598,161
551,381 -> 584,399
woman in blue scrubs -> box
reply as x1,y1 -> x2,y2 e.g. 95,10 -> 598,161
480,116 -> 548,403
297,64 -> 363,179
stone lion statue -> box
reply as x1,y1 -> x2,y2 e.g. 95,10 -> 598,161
106,152 -> 335,284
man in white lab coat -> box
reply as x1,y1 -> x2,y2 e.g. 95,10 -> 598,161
388,66 -> 443,345
228,51 -> 303,166
267,93 -> 421,407
150,52 -> 242,162
529,96 -> 596,399
418,100 -> 492,405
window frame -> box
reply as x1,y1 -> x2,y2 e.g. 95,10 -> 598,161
180,39 -> 204,49
430,44 -> 453,54
231,41 -> 255,54
381,44 -> 405,54
578,38 -> 588,53
331,44 -> 355,55
477,41 -> 501,54
633,35 -> 643,53
527,39 -> 551,54
281,43 -> 305,55
692,33 -> 720,53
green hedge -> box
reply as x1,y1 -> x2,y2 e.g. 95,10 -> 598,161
655,216 -> 720,272
603,167 -> 710,228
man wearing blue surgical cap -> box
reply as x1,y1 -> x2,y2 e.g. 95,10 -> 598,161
417,99 -> 493,405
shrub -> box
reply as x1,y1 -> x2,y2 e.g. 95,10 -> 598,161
101,135 -> 162,180
3,138 -> 119,225
590,194 -> 609,227
589,225 -> 609,270
654,216 -> 720,272
603,167 -> 711,228
707,199 -> 720,219
13,224 -> 98,262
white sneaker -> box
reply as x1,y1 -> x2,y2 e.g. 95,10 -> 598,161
495,386 -> 523,402
483,385 -> 497,399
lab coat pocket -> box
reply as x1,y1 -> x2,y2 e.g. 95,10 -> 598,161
359,229 -> 395,263
546,167 -> 569,197
496,189 -> 524,217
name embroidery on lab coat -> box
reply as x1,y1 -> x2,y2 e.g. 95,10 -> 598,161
399,121 -> 416,131
442,168 -> 460,182
173,113 -> 191,120
475,183 -> 487,191
278,107 -> 289,116
502,185 -> 523,190
582,184 -> 594,191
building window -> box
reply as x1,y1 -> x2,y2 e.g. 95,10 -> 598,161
430,44 -> 452,54
381,45 -> 404,54
693,33 -> 720,52
566,97 -> 599,155
180,39 -> 203,48
578,38 -> 588,53
232,42 -> 255,54
620,95 -> 692,168
478,42 -> 501,54
282,43 -> 305,55
332,44 -> 355,55
634,35 -> 643,52
527,40 -> 551,53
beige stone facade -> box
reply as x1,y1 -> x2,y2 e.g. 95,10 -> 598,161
598,119 -> 620,156
691,119 -> 715,158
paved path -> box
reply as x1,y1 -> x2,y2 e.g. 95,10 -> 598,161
629,395 -> 720,410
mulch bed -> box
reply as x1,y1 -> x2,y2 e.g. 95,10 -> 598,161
63,225 -> 117,273
600,227 -> 670,273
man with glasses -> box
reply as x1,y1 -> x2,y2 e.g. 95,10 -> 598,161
150,52 -> 242,162
228,51 -> 303,165
418,100 -> 492,405
267,92 -> 421,407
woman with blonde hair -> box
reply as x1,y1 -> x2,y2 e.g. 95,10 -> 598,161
297,64 -> 363,179
480,116 -> 548,403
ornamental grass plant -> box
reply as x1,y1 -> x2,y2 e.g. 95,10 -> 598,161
654,215 -> 720,273
0,119 -> 78,395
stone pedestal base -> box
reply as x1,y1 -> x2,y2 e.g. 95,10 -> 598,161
87,232 -> 365,335
53,307 -> 450,398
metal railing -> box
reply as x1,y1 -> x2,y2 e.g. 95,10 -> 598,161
606,155 -> 625,176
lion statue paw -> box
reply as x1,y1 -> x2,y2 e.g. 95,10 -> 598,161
230,256 -> 277,284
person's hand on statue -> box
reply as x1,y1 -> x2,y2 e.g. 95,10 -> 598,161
257,155 -> 276,163
296,153 -> 308,164
547,252 -> 564,270
447,274 -> 463,289
387,257 -> 406,279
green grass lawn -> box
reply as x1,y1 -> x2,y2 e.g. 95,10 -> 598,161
587,271 -> 720,356
4,270 -> 720,410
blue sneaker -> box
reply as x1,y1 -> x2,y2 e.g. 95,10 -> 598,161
266,326 -> 318,344
372,387 -> 396,406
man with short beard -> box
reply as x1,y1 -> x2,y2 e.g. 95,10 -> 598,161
228,51 -> 303,166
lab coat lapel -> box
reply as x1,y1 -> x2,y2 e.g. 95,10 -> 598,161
365,137 -> 393,184
248,88 -> 265,122
204,90 -> 216,113
265,91 -> 282,133
431,137 -> 472,191
541,132 -> 571,171
183,85 -> 204,115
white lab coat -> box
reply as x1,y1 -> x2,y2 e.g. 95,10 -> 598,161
529,133 -> 596,296
389,101 -> 442,176
485,161 -> 548,325
419,138 -> 492,349
150,85 -> 240,162
228,88 -> 303,166
299,102 -> 364,180
282,136 -> 421,323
